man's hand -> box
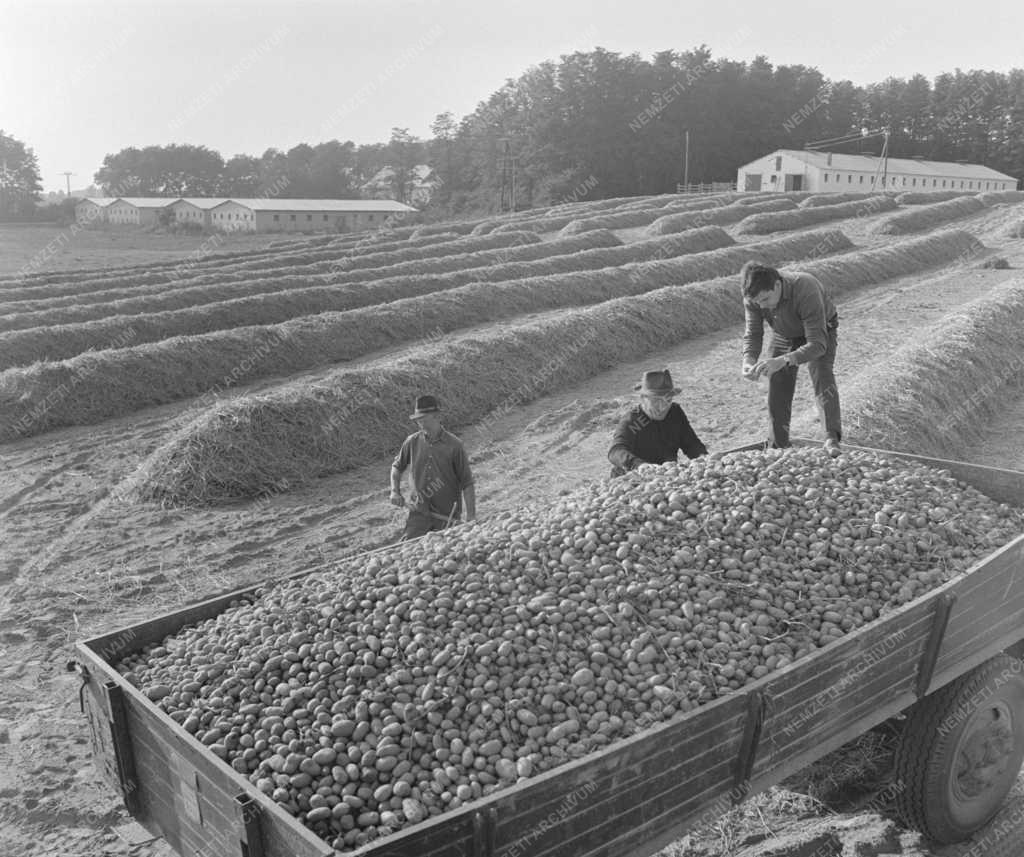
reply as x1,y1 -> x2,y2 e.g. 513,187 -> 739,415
753,356 -> 790,378
389,490 -> 405,508
741,362 -> 760,382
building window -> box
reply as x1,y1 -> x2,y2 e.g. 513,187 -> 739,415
932,179 -> 937,186
307,214 -> 313,221
274,214 -> 279,222
960,181 -> 964,188
824,173 -> 829,183
902,177 -> 906,186
290,214 -> 296,221
369,214 -> 375,221
912,178 -> 916,186
323,214 -> 329,221
847,175 -> 852,183
942,180 -> 947,187
775,156 -> 782,171
859,175 -> 864,183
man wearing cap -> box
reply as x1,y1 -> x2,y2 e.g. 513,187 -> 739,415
390,395 -> 476,540
607,369 -> 707,477
739,262 -> 841,456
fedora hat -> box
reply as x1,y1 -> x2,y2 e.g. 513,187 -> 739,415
634,369 -> 681,397
409,394 -> 441,419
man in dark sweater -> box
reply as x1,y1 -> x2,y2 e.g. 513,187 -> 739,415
740,262 -> 841,456
608,369 -> 707,477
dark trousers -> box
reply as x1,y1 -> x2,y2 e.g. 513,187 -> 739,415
767,326 -> 841,448
401,509 -> 458,540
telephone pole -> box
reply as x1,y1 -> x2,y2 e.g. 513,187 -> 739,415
498,138 -> 518,213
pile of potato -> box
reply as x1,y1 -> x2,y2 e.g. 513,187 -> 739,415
119,448 -> 1023,851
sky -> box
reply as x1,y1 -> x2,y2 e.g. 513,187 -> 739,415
2,0 -> 1022,193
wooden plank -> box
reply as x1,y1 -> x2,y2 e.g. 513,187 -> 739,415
72,440 -> 1024,857
76,644 -> 334,857
350,696 -> 747,857
933,540 -> 1024,667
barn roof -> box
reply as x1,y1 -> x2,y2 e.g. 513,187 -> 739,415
174,198 -> 233,209
214,198 -> 418,213
114,197 -> 179,209
775,149 -> 1016,181
77,198 -> 119,207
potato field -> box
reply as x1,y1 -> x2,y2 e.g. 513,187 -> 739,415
3,187 -> 1024,857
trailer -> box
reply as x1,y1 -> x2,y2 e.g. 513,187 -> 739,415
72,441 -> 1024,857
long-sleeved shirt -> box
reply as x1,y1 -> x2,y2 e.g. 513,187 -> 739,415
742,271 -> 838,365
607,403 -> 707,471
392,429 -> 474,521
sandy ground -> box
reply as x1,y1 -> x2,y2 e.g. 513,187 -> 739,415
2,203 -> 1024,856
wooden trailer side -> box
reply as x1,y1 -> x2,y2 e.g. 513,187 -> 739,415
75,441 -> 1024,857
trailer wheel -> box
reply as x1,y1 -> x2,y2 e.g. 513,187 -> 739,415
895,654 -> 1024,844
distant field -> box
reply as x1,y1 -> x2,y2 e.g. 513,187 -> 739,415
0,223 -> 276,276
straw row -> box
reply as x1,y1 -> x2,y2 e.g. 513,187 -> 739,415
2,232 -> 622,366
871,196 -> 986,235
0,231 -> 606,333
643,198 -> 798,236
127,229 -> 981,505
893,190 -> 976,205
839,276 -> 1024,457
559,196 -> 753,236
0,226 -> 778,437
798,192 -> 886,208
0,229 -> 502,305
978,190 -> 1024,205
0,225 -> 426,293
735,196 -> 898,235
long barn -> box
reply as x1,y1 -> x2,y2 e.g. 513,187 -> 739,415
74,197 -> 417,232
737,149 -> 1018,194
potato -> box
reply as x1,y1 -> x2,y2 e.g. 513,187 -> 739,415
119,448 -> 1023,852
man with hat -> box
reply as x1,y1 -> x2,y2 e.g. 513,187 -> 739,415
607,369 -> 707,477
390,394 -> 476,540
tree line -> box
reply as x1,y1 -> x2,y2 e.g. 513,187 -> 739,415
3,48 -> 1022,221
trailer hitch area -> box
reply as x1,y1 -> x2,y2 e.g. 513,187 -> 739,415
66,659 -> 90,713
472,806 -> 498,857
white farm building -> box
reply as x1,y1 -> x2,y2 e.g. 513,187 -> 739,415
737,150 -> 1018,194
74,197 -> 417,233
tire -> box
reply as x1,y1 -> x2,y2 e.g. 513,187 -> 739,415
895,654 -> 1024,844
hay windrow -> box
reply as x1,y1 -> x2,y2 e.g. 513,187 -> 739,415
0,230 -> 456,305
555,195 -> 746,236
735,196 -> 897,235
129,229 -> 983,506
798,193 -> 887,208
644,199 -> 798,236
1002,219 -> 1024,240
0,229 -> 431,297
0,230 -> 514,306
0,231 -> 501,317
0,231 -> 613,334
0,227 -> 807,438
870,196 -> 986,234
978,190 -> 1024,205
893,190 -> 977,205
841,277 -> 1024,457
0,225 -> 422,288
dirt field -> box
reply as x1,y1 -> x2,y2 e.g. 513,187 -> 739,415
0,223 -> 282,278
2,200 -> 1024,856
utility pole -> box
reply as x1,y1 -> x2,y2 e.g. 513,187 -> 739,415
62,171 -> 75,197
498,138 -> 519,213
683,129 -> 690,189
